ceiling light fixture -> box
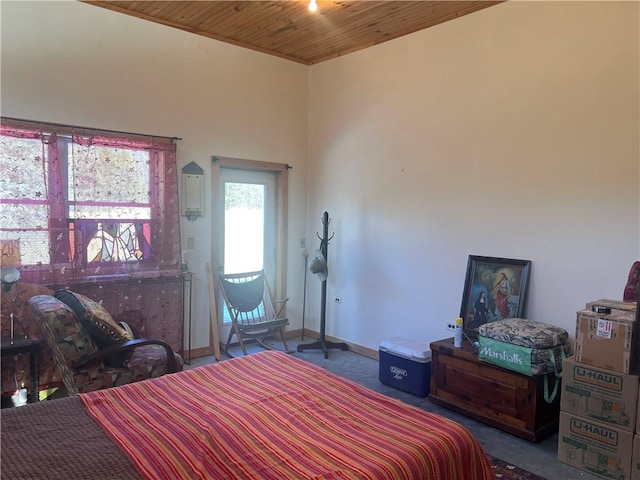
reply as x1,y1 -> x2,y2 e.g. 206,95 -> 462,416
308,0 -> 317,12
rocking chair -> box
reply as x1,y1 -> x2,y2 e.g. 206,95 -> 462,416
218,270 -> 291,356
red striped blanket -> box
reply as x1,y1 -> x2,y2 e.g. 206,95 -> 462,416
81,351 -> 492,479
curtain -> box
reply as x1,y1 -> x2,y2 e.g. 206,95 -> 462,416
0,119 -> 183,399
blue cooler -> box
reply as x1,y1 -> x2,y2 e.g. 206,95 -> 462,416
379,337 -> 431,397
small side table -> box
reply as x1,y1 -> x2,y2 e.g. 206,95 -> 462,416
1,337 -> 43,404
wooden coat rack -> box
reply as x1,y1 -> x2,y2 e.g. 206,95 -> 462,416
297,211 -> 348,359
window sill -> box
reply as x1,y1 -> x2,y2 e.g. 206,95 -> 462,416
83,269 -> 182,282
47,269 -> 184,289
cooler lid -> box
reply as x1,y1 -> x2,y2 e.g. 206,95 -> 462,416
379,337 -> 431,361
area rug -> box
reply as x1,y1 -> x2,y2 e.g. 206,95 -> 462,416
488,454 -> 548,479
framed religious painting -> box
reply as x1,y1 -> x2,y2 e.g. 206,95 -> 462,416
459,255 -> 531,338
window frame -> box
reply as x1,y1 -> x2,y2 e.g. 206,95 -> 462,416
0,118 -> 179,283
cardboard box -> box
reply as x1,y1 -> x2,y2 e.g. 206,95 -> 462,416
379,337 -> 431,397
558,411 -> 634,479
587,299 -> 638,313
561,356 -> 639,431
575,308 -> 639,374
633,434 -> 640,480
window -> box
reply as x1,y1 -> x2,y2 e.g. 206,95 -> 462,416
0,119 -> 180,283
64,136 -> 155,268
0,128 -> 52,266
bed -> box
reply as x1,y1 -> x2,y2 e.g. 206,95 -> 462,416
1,350 -> 493,479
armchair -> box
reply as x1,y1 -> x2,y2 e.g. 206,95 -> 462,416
29,294 -> 182,396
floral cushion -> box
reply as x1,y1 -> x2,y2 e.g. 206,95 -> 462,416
478,317 -> 569,349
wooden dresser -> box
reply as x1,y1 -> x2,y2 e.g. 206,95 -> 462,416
429,337 -> 560,442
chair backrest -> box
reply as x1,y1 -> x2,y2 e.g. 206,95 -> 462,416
218,270 -> 274,327
29,295 -> 99,395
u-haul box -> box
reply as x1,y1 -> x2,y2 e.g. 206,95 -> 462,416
558,412 -> 634,480
561,356 -> 639,432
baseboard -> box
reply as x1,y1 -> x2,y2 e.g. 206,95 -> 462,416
185,329 -> 379,361
186,345 -> 215,359
294,329 -> 379,360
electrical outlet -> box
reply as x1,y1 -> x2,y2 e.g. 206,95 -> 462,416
334,297 -> 342,303
445,321 -> 456,332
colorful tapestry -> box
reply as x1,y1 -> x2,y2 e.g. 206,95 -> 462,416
82,351 -> 493,479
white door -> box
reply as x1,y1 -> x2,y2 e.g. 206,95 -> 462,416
218,168 -> 277,333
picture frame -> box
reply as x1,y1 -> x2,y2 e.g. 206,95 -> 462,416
459,255 -> 531,338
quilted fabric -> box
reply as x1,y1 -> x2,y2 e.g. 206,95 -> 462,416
0,395 -> 142,480
478,317 -> 569,348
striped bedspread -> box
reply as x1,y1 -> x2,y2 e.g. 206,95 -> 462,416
81,351 -> 492,479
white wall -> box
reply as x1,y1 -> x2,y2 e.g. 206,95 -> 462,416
306,1 -> 640,349
2,1 -> 638,355
0,1 -> 309,351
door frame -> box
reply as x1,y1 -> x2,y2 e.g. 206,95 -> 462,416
210,156 -> 289,343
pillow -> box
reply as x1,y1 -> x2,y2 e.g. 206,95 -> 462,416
55,289 -> 133,367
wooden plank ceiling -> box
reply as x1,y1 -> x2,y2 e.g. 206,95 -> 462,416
84,1 -> 502,65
